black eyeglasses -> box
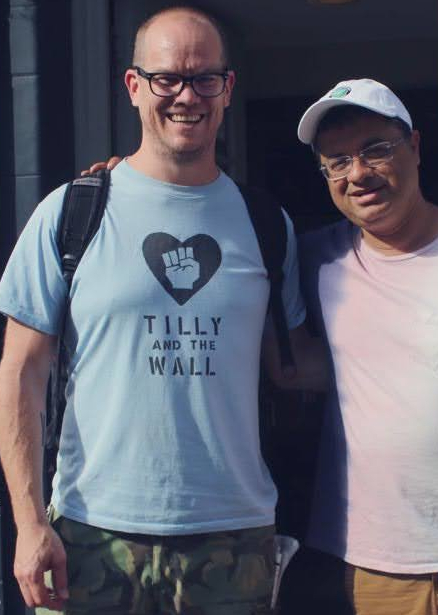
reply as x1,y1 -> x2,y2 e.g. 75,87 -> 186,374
133,66 -> 229,98
320,137 -> 407,181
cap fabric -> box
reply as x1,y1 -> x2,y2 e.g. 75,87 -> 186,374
297,78 -> 412,145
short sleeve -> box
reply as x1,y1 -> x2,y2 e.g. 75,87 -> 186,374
281,209 -> 306,330
0,184 -> 69,334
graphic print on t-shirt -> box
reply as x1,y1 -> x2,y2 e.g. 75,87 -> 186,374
143,233 -> 222,305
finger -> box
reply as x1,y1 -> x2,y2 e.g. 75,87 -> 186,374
186,246 -> 194,259
178,247 -> 185,260
89,161 -> 108,174
106,155 -> 123,170
17,579 -> 36,608
80,162 -> 105,176
45,593 -> 67,611
45,592 -> 67,611
169,250 -> 179,265
52,555 -> 69,601
27,570 -> 53,608
162,252 -> 172,267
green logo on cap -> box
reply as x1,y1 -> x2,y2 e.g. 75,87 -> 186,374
329,86 -> 351,99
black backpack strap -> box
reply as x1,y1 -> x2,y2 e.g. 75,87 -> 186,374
238,185 -> 295,369
58,169 -> 111,286
45,170 -> 110,452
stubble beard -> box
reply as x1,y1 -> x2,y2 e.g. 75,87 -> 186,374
147,121 -> 215,166
164,144 -> 207,164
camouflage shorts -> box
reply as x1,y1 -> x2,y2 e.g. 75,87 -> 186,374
37,507 -> 275,615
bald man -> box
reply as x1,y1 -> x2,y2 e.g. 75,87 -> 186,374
0,6 -> 313,614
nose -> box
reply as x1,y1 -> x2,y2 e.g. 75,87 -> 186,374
346,154 -> 374,182
174,81 -> 201,104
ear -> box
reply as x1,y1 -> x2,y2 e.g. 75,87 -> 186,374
223,70 -> 236,108
410,129 -> 421,166
125,69 -> 140,108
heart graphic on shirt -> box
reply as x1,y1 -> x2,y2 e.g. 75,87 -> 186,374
143,233 -> 222,305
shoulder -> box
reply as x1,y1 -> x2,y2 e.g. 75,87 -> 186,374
299,219 -> 354,266
16,182 -> 69,242
35,183 -> 69,218
298,219 -> 356,309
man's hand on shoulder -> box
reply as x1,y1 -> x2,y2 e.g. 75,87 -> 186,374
80,155 -> 123,176
14,519 -> 69,610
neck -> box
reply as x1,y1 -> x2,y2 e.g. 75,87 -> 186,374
127,143 -> 219,186
362,196 -> 438,255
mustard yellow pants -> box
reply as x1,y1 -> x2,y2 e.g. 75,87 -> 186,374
345,565 -> 438,615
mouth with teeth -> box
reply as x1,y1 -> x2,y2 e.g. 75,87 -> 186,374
167,113 -> 203,124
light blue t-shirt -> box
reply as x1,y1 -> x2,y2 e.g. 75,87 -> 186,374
0,161 -> 305,534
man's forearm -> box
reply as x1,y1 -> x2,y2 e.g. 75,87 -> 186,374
288,335 -> 329,391
0,321 -> 68,610
0,355 -> 50,528
262,321 -> 330,392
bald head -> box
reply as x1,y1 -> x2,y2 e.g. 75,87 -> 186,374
132,6 -> 228,68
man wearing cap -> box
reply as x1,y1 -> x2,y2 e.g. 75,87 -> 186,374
297,78 -> 438,614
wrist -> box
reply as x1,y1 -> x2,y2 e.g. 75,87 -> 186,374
13,503 -> 48,531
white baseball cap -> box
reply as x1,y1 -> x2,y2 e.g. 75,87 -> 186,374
297,78 -> 412,145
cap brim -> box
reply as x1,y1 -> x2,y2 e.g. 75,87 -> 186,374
298,98 -> 356,145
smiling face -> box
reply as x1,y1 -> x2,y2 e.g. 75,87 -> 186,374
315,112 -> 421,241
125,10 -> 234,173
